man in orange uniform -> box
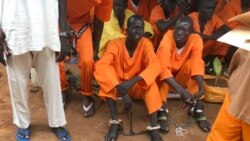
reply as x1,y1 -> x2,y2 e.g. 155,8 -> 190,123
94,15 -> 163,141
157,16 -> 210,133
60,0 -> 113,117
189,0 -> 230,74
207,12 -> 250,141
149,0 -> 182,47
127,0 -> 158,21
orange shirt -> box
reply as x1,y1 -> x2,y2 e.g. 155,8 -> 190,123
127,0 -> 158,21
189,12 -> 224,35
157,30 -> 204,80
67,0 -> 113,31
94,37 -> 162,93
149,4 -> 178,47
219,0 -> 243,29
215,0 -> 229,15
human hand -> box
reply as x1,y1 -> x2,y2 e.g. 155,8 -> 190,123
122,93 -> 132,111
179,89 -> 192,105
117,80 -> 135,95
56,36 -> 69,62
0,29 -> 11,66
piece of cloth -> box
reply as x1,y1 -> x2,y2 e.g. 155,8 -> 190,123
206,94 -> 250,141
215,0 -> 230,15
59,0 -> 113,95
149,5 -> 179,47
59,62 -> 68,91
67,0 -> 112,31
189,12 -> 229,57
0,0 -> 60,55
94,37 -> 162,114
157,30 -> 204,102
127,0 -> 158,21
218,0 -> 243,29
6,48 -> 66,128
98,9 -> 154,57
227,49 -> 250,124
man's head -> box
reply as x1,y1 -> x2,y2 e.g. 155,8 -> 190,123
126,15 -> 144,42
198,0 -> 216,20
161,0 -> 177,14
113,0 -> 128,19
242,0 -> 250,10
173,16 -> 194,48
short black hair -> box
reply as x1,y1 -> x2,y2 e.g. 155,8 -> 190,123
199,0 -> 216,8
127,15 -> 144,28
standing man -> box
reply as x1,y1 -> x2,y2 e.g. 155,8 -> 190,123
157,16 -> 210,133
94,15 -> 163,141
0,0 -> 71,141
60,0 -> 113,117
207,12 -> 250,141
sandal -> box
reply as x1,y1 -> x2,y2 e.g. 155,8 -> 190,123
147,125 -> 163,141
189,102 -> 211,132
52,127 -> 71,141
105,119 -> 123,141
16,127 -> 30,141
82,97 -> 95,118
157,108 -> 169,134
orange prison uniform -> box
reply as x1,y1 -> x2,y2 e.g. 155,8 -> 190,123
189,12 -> 229,58
149,5 -> 178,47
59,0 -> 112,95
127,0 -> 158,21
215,0 -> 230,15
219,0 -> 243,29
157,30 -> 204,102
206,94 -> 250,141
94,37 -> 162,114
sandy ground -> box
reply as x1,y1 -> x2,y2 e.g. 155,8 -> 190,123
0,65 -> 222,141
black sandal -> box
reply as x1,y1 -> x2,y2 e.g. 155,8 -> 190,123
157,108 -> 169,134
147,125 -> 163,141
105,119 -> 123,141
189,102 -> 211,132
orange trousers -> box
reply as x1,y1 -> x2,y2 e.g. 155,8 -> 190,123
203,40 -> 230,59
158,61 -> 201,102
60,26 -> 94,95
206,94 -> 250,141
98,82 -> 162,115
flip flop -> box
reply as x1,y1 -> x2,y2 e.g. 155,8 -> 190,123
16,127 -> 30,141
52,127 -> 71,141
82,99 -> 95,118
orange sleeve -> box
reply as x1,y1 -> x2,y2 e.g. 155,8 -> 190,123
218,0 -> 242,29
94,40 -> 120,93
212,15 -> 225,31
94,0 -> 113,22
138,39 -> 162,87
189,34 -> 205,76
156,31 -> 174,80
149,5 -> 164,25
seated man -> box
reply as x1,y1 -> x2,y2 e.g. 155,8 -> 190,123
150,0 -> 183,47
98,0 -> 154,58
94,15 -> 163,141
189,0 -> 231,74
157,16 -> 210,133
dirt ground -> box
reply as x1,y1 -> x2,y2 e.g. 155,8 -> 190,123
0,65 -> 222,141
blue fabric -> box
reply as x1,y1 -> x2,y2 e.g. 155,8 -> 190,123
16,128 -> 30,141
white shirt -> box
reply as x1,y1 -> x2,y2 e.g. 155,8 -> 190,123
0,0 -> 60,55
